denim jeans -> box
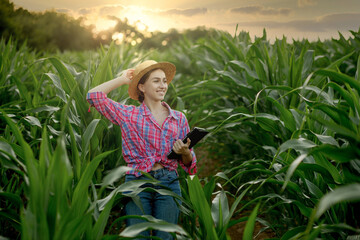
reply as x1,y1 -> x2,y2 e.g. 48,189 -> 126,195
124,168 -> 181,240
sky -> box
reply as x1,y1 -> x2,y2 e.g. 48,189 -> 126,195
10,0 -> 360,41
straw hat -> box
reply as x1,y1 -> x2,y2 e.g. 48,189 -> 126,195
128,60 -> 176,100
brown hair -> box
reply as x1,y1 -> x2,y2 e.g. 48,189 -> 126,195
136,68 -> 160,103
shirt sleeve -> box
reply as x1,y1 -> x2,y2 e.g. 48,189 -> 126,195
178,113 -> 197,175
86,91 -> 132,125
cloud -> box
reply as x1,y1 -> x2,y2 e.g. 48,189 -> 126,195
56,8 -> 71,13
317,13 -> 360,30
298,0 -> 318,7
231,5 -> 292,16
78,8 -> 92,15
231,6 -> 263,14
162,8 -> 207,17
221,12 -> 360,33
98,5 -> 124,16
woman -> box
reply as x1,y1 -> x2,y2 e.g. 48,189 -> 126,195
86,60 -> 197,239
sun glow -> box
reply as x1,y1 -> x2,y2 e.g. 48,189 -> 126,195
122,6 -> 156,31
76,5 -> 176,41
84,17 -> 117,33
112,32 -> 124,44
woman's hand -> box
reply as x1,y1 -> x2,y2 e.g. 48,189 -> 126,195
88,68 -> 135,94
120,69 -> 134,85
116,68 -> 134,85
173,138 -> 193,166
173,138 -> 191,156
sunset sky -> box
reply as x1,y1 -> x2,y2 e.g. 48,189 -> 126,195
10,0 -> 360,41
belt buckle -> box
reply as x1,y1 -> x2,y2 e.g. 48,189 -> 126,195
150,168 -> 163,177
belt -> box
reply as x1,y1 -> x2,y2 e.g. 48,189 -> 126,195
149,168 -> 168,177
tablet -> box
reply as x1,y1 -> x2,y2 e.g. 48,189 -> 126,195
167,127 -> 209,159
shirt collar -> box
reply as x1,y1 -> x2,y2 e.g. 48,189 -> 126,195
140,101 -> 179,120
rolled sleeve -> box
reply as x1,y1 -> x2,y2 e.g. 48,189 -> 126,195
178,149 -> 197,175
86,91 -> 132,125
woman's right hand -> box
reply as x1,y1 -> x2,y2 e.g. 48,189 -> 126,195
121,69 -> 134,85
88,68 -> 135,94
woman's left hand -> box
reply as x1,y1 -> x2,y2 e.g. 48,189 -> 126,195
173,138 -> 191,156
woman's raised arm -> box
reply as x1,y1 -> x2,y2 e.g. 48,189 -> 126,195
88,69 -> 134,94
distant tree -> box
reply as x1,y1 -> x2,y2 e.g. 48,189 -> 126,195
0,0 -> 99,51
0,0 -> 218,51
184,26 -> 217,41
0,0 -> 18,38
140,26 -> 217,49
102,17 -> 145,46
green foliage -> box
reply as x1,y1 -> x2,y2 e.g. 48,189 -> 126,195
1,26 -> 360,239
165,27 -> 360,239
0,0 -> 98,51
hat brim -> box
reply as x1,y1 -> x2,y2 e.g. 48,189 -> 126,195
128,62 -> 176,100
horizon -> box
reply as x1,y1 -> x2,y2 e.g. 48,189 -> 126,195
9,0 -> 360,42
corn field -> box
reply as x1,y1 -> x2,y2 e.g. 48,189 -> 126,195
1,29 -> 360,239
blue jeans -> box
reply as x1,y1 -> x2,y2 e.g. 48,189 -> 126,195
124,168 -> 181,240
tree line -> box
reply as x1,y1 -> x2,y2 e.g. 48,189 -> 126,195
0,0 -> 216,52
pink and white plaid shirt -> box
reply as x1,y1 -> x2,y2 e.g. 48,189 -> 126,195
87,92 -> 197,176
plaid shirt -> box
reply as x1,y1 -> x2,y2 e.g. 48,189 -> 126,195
87,92 -> 197,176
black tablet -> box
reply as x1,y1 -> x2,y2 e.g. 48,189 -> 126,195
167,127 -> 209,159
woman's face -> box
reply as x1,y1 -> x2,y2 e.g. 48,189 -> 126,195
138,69 -> 168,102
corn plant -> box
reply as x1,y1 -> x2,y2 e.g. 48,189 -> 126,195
2,27 -> 360,239
164,29 -> 360,238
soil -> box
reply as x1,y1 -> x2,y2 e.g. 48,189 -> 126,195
227,219 -> 276,239
196,147 -> 276,240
